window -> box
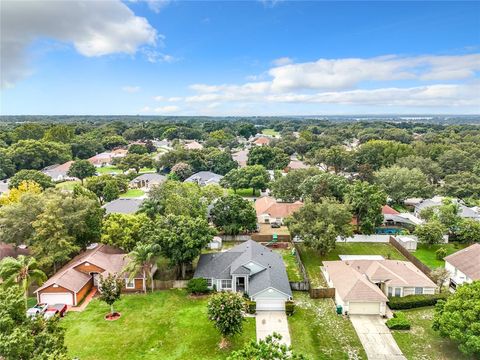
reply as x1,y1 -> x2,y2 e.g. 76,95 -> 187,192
221,279 -> 232,289
125,279 -> 135,289
394,288 -> 401,297
205,278 -> 212,287
388,287 -> 393,297
414,287 -> 423,295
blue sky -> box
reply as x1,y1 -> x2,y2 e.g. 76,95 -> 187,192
1,0 -> 479,115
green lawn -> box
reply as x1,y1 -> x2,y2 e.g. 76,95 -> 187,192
274,249 -> 303,282
62,290 -> 255,360
55,180 -> 81,191
96,166 -> 122,174
298,243 -> 406,287
227,188 -> 261,197
289,292 -> 367,360
119,189 -> 145,198
261,128 -> 279,137
391,307 -> 473,360
412,243 -> 468,269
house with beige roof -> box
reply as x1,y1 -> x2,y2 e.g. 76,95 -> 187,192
322,259 -> 437,315
184,140 -> 203,150
444,243 -> 480,291
252,136 -> 271,146
255,196 -> 303,225
35,244 -> 152,306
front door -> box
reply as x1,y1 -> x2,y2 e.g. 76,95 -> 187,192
92,273 -> 99,287
236,277 -> 245,292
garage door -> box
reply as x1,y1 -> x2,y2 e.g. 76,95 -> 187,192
40,293 -> 73,305
256,299 -> 285,311
348,302 -> 380,315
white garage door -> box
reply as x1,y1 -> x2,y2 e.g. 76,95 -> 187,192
256,299 -> 285,311
349,302 -> 380,315
40,292 -> 73,305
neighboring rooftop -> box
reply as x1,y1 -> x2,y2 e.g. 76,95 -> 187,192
103,198 -> 144,214
444,243 -> 480,280
184,141 -> 203,150
0,242 -> 30,260
255,196 -> 303,218
184,171 -> 223,186
129,173 -> 166,184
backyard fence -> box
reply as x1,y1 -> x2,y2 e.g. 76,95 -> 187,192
251,234 -> 291,242
290,281 -> 310,291
389,236 -> 433,280
219,234 -> 252,241
336,234 -> 391,243
309,287 -> 335,299
153,280 -> 188,290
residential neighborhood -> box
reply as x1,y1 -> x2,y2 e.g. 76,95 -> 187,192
1,1 -> 479,360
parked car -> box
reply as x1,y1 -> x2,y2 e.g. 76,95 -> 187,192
26,303 -> 48,318
270,222 -> 281,228
44,304 -> 68,320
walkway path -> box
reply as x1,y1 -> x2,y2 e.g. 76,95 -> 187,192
350,315 -> 406,360
255,311 -> 291,346
67,288 -> 97,312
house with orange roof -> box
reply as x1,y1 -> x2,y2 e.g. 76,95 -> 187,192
255,196 -> 303,225
41,161 -> 75,181
252,136 -> 271,146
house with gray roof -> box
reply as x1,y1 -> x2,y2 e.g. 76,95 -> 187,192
129,173 -> 166,190
184,171 -> 223,186
103,198 -> 144,215
414,196 -> 480,221
194,240 -> 292,311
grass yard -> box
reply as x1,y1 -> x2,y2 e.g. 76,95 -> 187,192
119,188 -> 145,198
289,292 -> 367,360
55,180 -> 81,191
261,128 -> 280,137
391,307 -> 473,360
274,248 -> 303,282
96,166 -> 122,174
412,243 -> 468,269
62,290 -> 255,360
298,243 -> 406,287
227,188 -> 261,197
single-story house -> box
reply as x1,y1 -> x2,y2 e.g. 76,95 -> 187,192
284,159 -> 309,171
184,171 -> 223,186
41,161 -> 75,182
194,240 -> 292,311
232,149 -> 249,167
255,196 -> 303,224
322,259 -> 437,315
87,150 -> 127,167
103,198 -> 144,214
381,205 -> 423,229
414,196 -> 480,221
444,243 -> 480,290
35,244 -> 152,306
184,141 -> 203,150
129,173 -> 166,189
253,136 -> 271,146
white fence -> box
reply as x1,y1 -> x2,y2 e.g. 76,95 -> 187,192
336,235 -> 391,243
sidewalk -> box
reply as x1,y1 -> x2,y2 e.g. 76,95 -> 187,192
67,288 -> 97,312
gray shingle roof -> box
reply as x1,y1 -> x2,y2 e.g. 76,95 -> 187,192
194,240 -> 292,297
103,198 -> 144,214
129,173 -> 166,184
184,171 -> 223,185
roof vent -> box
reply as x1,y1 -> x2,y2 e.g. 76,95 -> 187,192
18,244 -> 28,249
87,243 -> 98,250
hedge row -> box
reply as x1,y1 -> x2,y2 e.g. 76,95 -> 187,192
386,312 -> 410,330
388,293 -> 449,310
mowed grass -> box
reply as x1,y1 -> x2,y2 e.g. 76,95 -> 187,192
412,243 -> 468,269
261,128 -> 279,137
227,188 -> 261,197
274,248 -> 303,282
119,188 -> 145,198
391,307 -> 474,360
298,243 -> 406,287
62,290 -> 255,360
55,180 -> 81,191
289,292 -> 367,360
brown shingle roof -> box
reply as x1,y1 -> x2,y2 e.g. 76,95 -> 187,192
444,243 -> 480,280
255,196 -> 303,218
0,243 -> 30,260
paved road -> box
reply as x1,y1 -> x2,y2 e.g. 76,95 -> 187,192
255,311 -> 291,346
350,315 -> 406,360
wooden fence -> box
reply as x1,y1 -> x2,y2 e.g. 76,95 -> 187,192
290,281 -> 310,291
309,287 -> 335,299
251,234 -> 291,242
389,236 -> 433,280
153,280 -> 188,290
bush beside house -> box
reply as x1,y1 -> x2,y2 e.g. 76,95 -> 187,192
388,293 -> 449,310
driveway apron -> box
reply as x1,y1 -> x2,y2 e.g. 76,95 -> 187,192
255,311 -> 291,346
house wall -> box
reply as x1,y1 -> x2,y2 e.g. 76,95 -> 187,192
123,278 -> 145,292
445,261 -> 472,285
251,288 -> 290,301
76,279 -> 93,305
387,286 -> 436,297
37,285 -> 75,304
74,262 -> 104,275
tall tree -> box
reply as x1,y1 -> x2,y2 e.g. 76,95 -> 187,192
414,221 -> 445,246
115,153 -> 153,174
270,168 -> 322,202
355,140 -> 413,170
0,256 -> 47,310
7,140 -> 71,170
221,165 -> 270,195
310,145 -> 353,173
123,243 -> 161,293
210,195 -> 258,235
299,172 -> 349,203
285,199 -> 353,255
150,214 -> 215,278
345,181 -> 387,234
67,160 -> 97,184
0,148 -> 15,180
9,170 -> 54,190
0,181 -> 42,206
101,213 -> 152,251
247,146 -> 290,170
85,175 -> 128,204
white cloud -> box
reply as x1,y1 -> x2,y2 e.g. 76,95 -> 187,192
122,85 -> 141,93
272,57 -> 293,66
141,48 -> 177,63
153,95 -> 165,101
146,0 -> 171,13
154,105 -> 180,113
167,97 -> 182,102
1,0 -> 157,88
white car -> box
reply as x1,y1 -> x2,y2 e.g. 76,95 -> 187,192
26,303 -> 48,318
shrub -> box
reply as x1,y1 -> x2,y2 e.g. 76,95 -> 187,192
386,312 -> 411,330
187,278 -> 209,294
388,293 -> 449,310
246,300 -> 256,314
285,301 -> 295,316
436,247 -> 447,260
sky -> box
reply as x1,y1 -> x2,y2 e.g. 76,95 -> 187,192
1,0 -> 479,116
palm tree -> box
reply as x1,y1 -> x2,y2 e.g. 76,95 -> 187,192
123,243 -> 160,294
0,255 -> 47,309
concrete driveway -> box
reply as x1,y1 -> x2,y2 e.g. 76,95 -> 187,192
350,315 -> 406,360
255,311 -> 291,346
